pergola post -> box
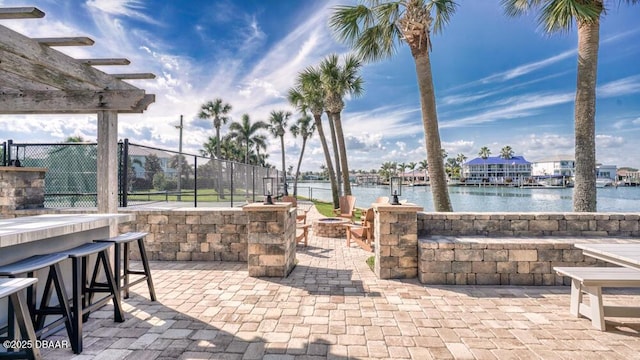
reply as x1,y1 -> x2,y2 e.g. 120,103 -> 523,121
97,110 -> 119,214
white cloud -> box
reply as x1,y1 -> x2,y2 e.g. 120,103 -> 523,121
596,134 -> 625,148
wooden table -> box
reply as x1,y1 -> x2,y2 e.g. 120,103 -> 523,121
575,243 -> 640,270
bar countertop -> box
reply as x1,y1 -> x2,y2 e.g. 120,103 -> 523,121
0,213 -> 135,248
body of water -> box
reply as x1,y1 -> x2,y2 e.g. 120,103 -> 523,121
295,182 -> 640,212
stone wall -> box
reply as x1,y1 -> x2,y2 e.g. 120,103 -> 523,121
118,208 -> 248,262
417,212 -> 640,285
418,212 -> 640,237
417,236 -> 627,285
0,167 -> 46,215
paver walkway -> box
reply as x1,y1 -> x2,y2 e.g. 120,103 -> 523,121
42,206 -> 640,359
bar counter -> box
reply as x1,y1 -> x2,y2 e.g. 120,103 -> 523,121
0,213 -> 135,266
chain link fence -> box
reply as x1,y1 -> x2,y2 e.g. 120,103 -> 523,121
2,139 -> 282,208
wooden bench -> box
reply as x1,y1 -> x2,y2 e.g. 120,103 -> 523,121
554,266 -> 640,330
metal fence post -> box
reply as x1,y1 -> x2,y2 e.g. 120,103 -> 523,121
230,162 -> 234,207
121,139 -> 129,207
194,156 -> 198,208
6,139 -> 12,165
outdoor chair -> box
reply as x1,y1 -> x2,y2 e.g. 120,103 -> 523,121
282,195 -> 307,224
282,196 -> 312,247
344,207 -> 374,252
334,195 -> 356,222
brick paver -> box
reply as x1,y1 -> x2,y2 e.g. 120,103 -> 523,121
42,205 -> 640,359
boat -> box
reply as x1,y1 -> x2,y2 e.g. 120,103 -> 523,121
521,175 -> 573,188
596,178 -> 614,188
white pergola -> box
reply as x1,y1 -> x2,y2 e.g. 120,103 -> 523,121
0,7 -> 155,213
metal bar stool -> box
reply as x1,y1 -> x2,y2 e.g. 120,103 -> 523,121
0,254 -> 75,354
95,232 -> 156,301
56,242 -> 125,353
0,278 -> 42,360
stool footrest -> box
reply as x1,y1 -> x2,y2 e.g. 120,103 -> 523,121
96,232 -> 148,244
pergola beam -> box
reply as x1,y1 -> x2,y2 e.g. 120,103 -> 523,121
0,24 -> 138,90
111,73 -> 156,80
0,7 -> 44,19
0,90 -> 151,114
34,37 -> 95,46
120,94 -> 156,113
78,58 -> 131,66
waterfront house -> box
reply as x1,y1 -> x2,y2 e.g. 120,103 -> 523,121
462,155 -> 532,185
531,155 -> 575,177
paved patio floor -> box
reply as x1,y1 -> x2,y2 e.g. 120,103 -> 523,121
42,207 -> 640,359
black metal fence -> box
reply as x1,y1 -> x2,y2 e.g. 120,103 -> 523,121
1,139 -> 283,208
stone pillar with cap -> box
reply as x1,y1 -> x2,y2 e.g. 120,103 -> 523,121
243,202 -> 296,277
373,203 -> 423,279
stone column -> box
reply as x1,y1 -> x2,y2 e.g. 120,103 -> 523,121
373,203 -> 423,279
0,167 -> 47,215
243,202 -> 296,277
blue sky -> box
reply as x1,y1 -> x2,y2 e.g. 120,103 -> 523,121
1,0 -> 639,172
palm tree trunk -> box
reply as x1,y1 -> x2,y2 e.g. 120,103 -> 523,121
573,19 -> 600,212
412,46 -> 453,211
293,138 -> 307,196
326,111 -> 342,196
332,111 -> 351,196
314,113 -> 340,208
280,136 -> 288,195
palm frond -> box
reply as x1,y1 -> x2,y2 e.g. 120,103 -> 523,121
540,0 -> 602,32
427,0 -> 459,34
501,0 -> 536,17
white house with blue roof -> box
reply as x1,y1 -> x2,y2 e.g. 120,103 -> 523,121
461,156 -> 532,185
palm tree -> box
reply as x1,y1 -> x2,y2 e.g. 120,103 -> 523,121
500,145 -> 515,181
500,146 -> 514,159
330,0 -> 458,212
288,66 -> 340,208
418,159 -> 428,185
398,162 -> 408,183
479,146 -> 491,183
407,161 -> 417,184
290,113 -> 316,196
319,53 -> 364,197
379,161 -> 396,183
501,0 -> 639,211
198,99 -> 233,160
252,134 -> 268,166
456,153 -> 467,179
198,98 -> 232,198
268,110 -> 292,195
228,114 -> 269,165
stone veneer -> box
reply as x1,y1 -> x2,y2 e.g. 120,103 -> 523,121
374,203 -> 423,279
0,167 -> 46,215
118,208 -> 248,262
418,212 -> 640,237
417,213 -> 640,285
243,202 -> 296,277
418,236 -> 627,285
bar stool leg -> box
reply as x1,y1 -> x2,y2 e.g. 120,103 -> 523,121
71,257 -> 83,354
122,242 -> 129,299
97,250 -> 125,322
9,291 -> 42,360
136,239 -> 156,301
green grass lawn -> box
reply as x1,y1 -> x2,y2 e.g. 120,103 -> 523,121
312,199 -> 363,220
127,188 -> 253,203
